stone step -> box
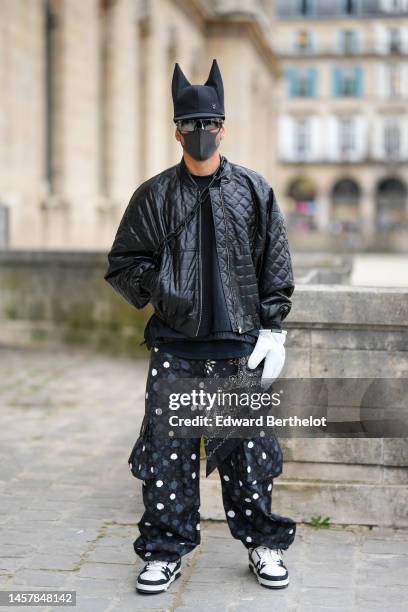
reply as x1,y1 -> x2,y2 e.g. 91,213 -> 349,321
199,462 -> 408,528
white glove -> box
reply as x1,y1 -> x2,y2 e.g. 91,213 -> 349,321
247,329 -> 287,388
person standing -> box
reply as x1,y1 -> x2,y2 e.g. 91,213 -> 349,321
104,59 -> 296,595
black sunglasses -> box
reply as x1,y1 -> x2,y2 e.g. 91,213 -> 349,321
176,118 -> 224,133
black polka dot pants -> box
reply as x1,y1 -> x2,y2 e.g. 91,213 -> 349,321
129,346 -> 297,562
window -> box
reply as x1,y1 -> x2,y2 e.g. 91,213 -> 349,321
344,0 -> 358,14
316,0 -> 340,15
277,0 -> 292,16
362,0 -> 379,13
343,69 -> 356,95
295,118 -> 311,158
384,121 -> 401,157
287,68 -> 317,97
387,64 -> 402,97
298,0 -> 314,15
381,0 -> 408,13
341,30 -> 358,54
339,118 -> 356,156
333,67 -> 363,97
278,0 -> 318,16
279,0 -> 407,15
298,71 -> 310,95
388,28 -> 402,53
295,30 -> 312,52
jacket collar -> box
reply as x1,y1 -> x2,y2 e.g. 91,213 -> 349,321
177,153 -> 231,186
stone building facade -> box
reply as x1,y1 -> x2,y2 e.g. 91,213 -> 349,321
275,0 -> 408,251
2,0 -> 407,252
0,0 -> 279,250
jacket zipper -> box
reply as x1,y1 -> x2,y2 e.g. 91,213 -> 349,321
195,190 -> 203,336
219,184 -> 241,333
182,160 -> 234,336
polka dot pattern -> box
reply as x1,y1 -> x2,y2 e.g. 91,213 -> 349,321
129,348 -> 296,562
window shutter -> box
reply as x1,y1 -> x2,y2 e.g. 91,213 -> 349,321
326,115 -> 339,160
286,68 -> 298,97
402,64 -> 408,97
401,115 -> 408,160
374,24 -> 387,55
308,67 -> 318,96
354,29 -> 361,53
310,115 -> 321,160
377,63 -> 387,98
371,116 -> 383,161
354,66 -> 363,96
355,115 -> 368,160
278,115 -> 294,161
401,25 -> 408,54
333,67 -> 341,96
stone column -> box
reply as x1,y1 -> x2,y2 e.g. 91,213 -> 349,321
96,0 -> 140,249
101,0 -> 140,206
0,0 -> 46,248
140,9 -> 172,180
52,0 -> 100,248
316,186 -> 331,232
360,186 -> 376,245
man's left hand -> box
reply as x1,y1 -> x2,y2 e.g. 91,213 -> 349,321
247,329 -> 287,388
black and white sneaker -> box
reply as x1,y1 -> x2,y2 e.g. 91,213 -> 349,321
136,558 -> 181,594
248,546 -> 289,589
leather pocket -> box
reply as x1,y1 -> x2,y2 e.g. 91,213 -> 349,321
150,244 -> 195,323
141,268 -> 160,295
128,415 -> 158,481
149,245 -> 172,315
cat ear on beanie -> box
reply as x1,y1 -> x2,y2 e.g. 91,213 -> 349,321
171,63 -> 191,104
204,59 -> 224,109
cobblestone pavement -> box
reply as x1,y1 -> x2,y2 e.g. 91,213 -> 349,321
0,346 -> 407,612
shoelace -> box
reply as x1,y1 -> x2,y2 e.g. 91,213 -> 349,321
253,546 -> 285,571
144,560 -> 174,577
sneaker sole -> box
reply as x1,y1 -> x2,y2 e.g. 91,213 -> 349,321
136,568 -> 181,595
249,561 -> 289,589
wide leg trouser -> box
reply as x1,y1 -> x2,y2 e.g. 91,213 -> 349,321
129,346 -> 297,562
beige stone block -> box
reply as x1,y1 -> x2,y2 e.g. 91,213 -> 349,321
279,438 -> 383,464
310,348 -> 408,378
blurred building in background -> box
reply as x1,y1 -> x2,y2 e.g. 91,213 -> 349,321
276,0 -> 408,250
0,0 -> 278,250
0,0 -> 407,252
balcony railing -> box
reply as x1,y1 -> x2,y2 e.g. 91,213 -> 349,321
280,43 -> 407,56
277,0 -> 408,18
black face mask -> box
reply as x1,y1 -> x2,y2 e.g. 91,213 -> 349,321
181,128 -> 220,161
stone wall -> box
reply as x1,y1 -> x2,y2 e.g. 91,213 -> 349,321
0,250 -> 352,352
0,250 -> 151,354
202,284 -> 408,527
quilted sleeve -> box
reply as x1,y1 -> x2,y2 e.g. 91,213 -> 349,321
258,188 -> 295,329
103,186 -> 160,310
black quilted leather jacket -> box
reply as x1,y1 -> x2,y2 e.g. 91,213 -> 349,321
104,154 -> 295,338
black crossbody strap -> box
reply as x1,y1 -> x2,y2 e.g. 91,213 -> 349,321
152,168 -> 221,260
